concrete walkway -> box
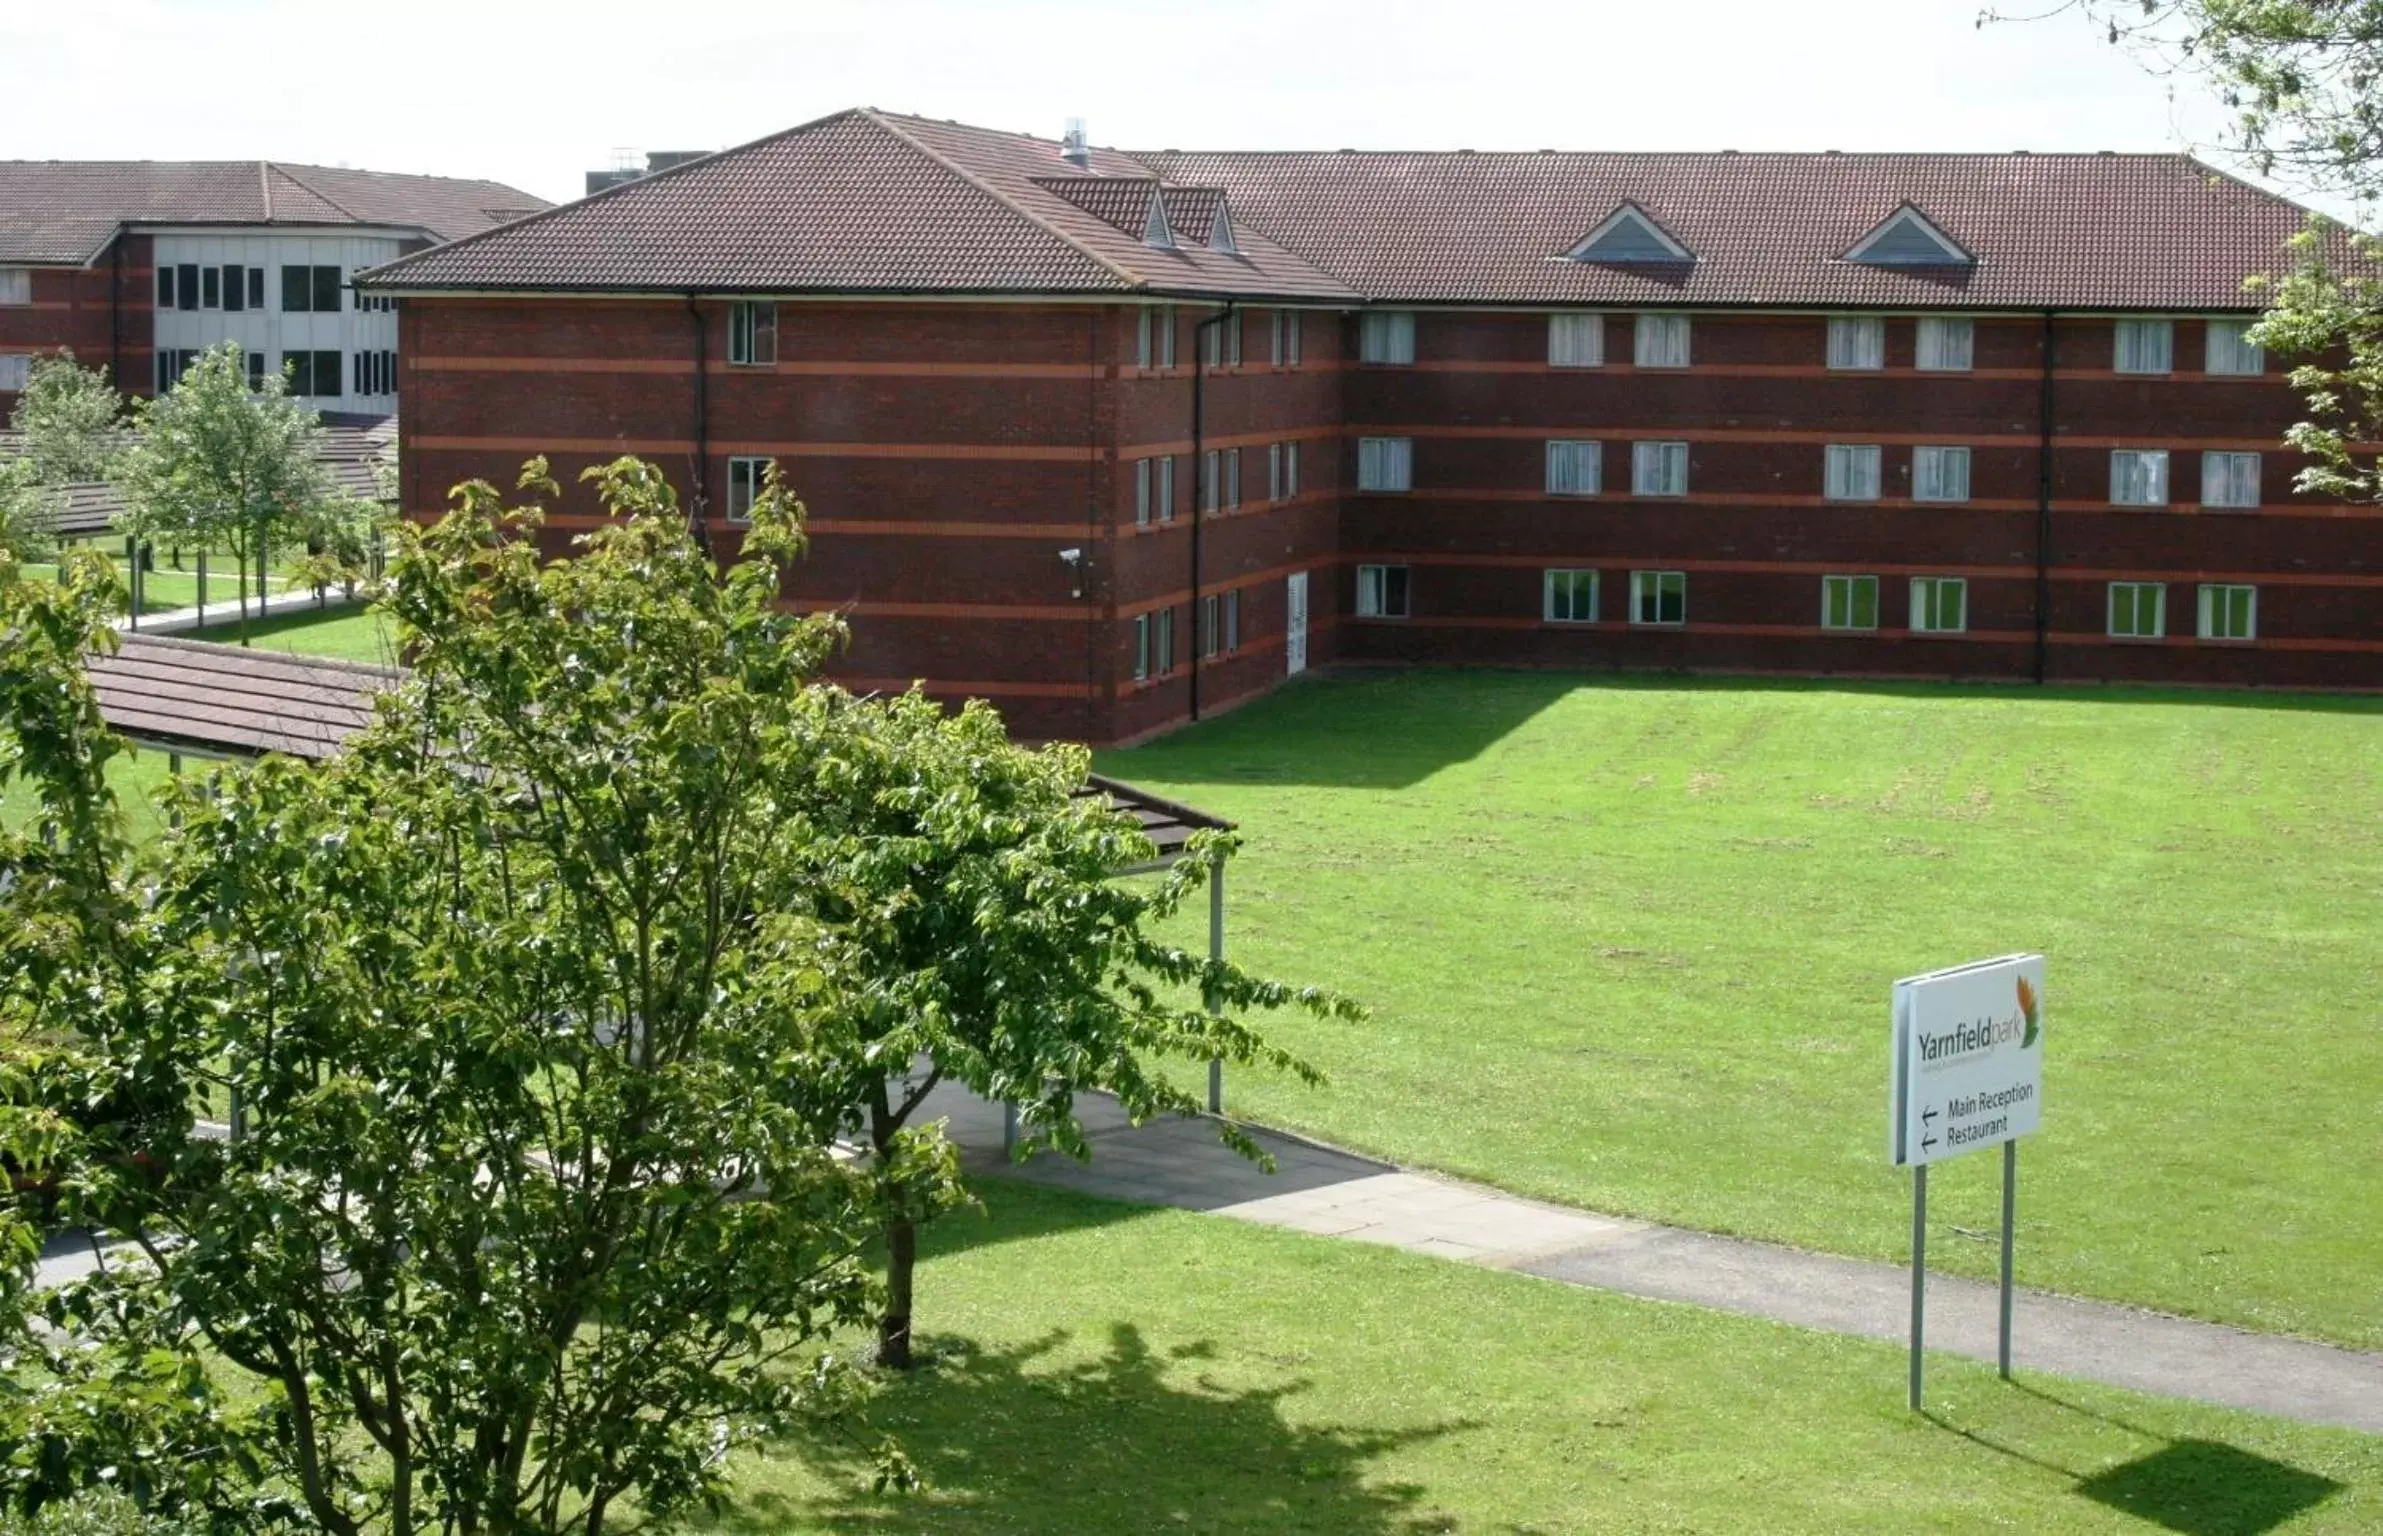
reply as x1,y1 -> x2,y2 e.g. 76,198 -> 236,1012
920,1082 -> 2383,1435
125,586 -> 359,637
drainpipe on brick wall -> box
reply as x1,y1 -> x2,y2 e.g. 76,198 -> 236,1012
1188,300 -> 1237,723
686,297 -> 711,535
109,237 -> 123,394
2035,310 -> 2057,684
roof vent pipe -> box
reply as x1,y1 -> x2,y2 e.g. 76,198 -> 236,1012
1062,118 -> 1090,169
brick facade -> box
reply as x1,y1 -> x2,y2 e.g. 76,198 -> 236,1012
0,234 -> 153,411
394,293 -> 2370,742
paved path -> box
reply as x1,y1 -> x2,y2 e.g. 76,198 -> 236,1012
920,1082 -> 2383,1435
124,587 -> 359,637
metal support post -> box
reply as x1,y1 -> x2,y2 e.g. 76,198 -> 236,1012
1206,855 -> 1225,1114
1909,1163 -> 1928,1412
125,536 -> 141,630
1999,1140 -> 2017,1379
195,549 -> 207,628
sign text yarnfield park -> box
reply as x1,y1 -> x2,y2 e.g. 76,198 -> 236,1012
1890,953 -> 2044,1168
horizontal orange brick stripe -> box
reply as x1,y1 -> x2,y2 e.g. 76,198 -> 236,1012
412,355 -> 1103,380
1365,489 -> 2381,520
1350,614 -> 2041,645
833,675 -> 1099,700
1393,360 -> 2286,386
838,599 -> 1083,622
412,435 -> 1096,462
1340,550 -> 2383,589
1348,422 -> 2297,454
1122,490 -> 1330,536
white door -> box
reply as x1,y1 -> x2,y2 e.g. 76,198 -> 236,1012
1285,571 -> 1309,675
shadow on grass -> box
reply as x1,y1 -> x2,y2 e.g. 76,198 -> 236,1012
715,1323 -> 1471,1535
1928,1383 -> 2342,1536
1103,668 -> 2383,791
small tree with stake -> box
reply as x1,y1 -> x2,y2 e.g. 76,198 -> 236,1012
790,685 -> 1361,1371
116,342 -> 355,640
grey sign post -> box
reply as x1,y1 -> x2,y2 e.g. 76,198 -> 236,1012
1890,953 -> 2044,1410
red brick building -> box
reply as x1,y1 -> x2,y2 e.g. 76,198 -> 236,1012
0,161 -> 543,414
363,110 -> 2366,743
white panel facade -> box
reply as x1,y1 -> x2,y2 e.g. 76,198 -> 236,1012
150,230 -> 403,412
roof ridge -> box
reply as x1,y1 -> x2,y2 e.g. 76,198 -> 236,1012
864,110 -> 1147,290
270,162 -> 363,222
360,106 -> 886,285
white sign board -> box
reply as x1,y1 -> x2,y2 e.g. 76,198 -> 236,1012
1890,954 -> 2044,1168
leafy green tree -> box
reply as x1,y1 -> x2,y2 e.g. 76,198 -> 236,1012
6,354 -> 122,487
790,687 -> 1357,1368
1,464 -> 910,1534
1997,2 -> 2383,495
0,459 -> 58,564
115,343 -> 354,639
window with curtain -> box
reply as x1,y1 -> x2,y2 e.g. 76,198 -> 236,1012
1916,316 -> 1973,371
1546,440 -> 1602,495
1824,444 -> 1882,500
2110,449 -> 2170,505
1631,440 -> 1688,495
2113,318 -> 2174,374
1912,445 -> 1972,503
1826,317 -> 1885,370
1544,569 -> 1599,622
1629,570 -> 1687,625
2205,318 -> 2263,375
1357,436 -> 1413,491
1634,314 -> 1690,367
2201,451 -> 2261,508
1549,313 -> 1603,367
1360,311 -> 1416,364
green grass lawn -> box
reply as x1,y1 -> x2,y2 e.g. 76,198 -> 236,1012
21,555 -> 314,616
221,603 -> 401,665
1099,672 -> 2383,1351
714,1181 -> 2383,1534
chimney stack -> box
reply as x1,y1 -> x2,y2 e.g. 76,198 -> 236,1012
1062,117 -> 1090,169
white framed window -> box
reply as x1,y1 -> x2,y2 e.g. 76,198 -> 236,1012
1225,588 -> 1241,651
1357,436 -> 1413,492
1225,446 -> 1241,508
1546,440 -> 1602,496
1201,593 -> 1223,658
1822,574 -> 1879,631
1916,316 -> 1974,372
1356,563 -> 1411,618
1133,457 -> 1153,526
2114,318 -> 2174,374
1202,449 -> 1220,512
1629,570 -> 1686,626
1912,445 -> 1972,503
2110,449 -> 2170,506
2205,318 -> 2264,375
1631,440 -> 1688,496
1155,455 -> 1175,522
1136,305 -> 1177,369
1201,312 -> 1244,367
1285,441 -> 1301,498
2108,581 -> 2166,639
0,269 -> 29,306
1133,615 -> 1151,680
1270,310 -> 1305,367
1909,577 -> 1967,634
0,354 -> 29,393
1267,443 -> 1283,502
728,301 -> 776,366
1826,316 -> 1885,371
725,456 -> 768,523
1634,313 -> 1691,368
1544,569 -> 1599,623
1360,310 -> 1416,364
1824,444 -> 1882,501
1549,313 -> 1604,368
1137,308 -> 1153,368
2198,583 -> 2257,641
1153,607 -> 1175,673
2201,451 -> 2261,509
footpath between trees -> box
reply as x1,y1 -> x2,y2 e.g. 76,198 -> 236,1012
917,1082 -> 2383,1436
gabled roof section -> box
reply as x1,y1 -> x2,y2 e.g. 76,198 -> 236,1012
364,110 -> 1353,302
1565,202 -> 1692,264
0,161 -> 546,265
1843,203 -> 1973,267
1135,147 -> 2333,309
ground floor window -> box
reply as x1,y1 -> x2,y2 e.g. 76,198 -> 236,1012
1201,591 -> 1240,657
1910,577 -> 1967,634
2108,581 -> 2166,639
1821,574 -> 1878,631
1629,570 -> 1685,626
2198,584 -> 2257,641
1356,564 -> 1410,618
0,354 -> 29,392
1543,568 -> 1598,623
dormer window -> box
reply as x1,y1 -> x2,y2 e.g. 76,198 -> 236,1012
1144,193 -> 1176,250
1208,199 -> 1240,255
1565,203 -> 1693,265
1843,205 -> 1974,267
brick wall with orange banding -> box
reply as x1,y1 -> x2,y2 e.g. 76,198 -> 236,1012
397,295 -> 2378,742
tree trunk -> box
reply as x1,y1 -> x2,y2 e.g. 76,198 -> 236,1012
877,1214 -> 917,1370
235,541 -> 251,645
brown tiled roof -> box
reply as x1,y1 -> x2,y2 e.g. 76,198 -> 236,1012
1134,148 -> 2326,310
361,109 -> 1354,302
0,161 -> 548,266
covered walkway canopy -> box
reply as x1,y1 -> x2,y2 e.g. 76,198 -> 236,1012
88,633 -> 1244,1111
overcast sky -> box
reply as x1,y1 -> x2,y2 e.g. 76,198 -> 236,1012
0,0 -> 2314,212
